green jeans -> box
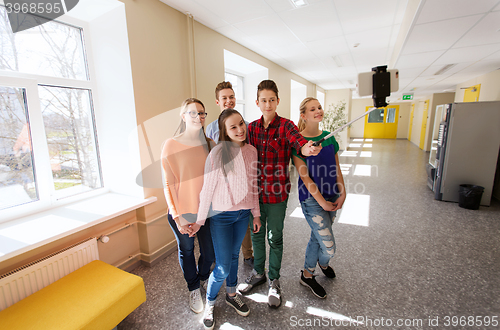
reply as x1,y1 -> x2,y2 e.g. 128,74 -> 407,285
250,199 -> 288,280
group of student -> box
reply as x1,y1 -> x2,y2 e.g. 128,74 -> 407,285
161,79 -> 346,330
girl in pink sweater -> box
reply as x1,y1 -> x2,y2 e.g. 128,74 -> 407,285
161,98 -> 215,315
194,109 -> 261,330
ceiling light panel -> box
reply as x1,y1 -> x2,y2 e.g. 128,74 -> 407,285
290,0 -> 308,8
265,0 -> 295,12
434,64 -> 457,75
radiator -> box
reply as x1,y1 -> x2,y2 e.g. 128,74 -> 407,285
0,237 -> 99,311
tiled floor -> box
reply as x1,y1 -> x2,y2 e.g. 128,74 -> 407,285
119,139 -> 500,330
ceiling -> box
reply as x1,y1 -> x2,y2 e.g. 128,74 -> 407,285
159,0 -> 500,101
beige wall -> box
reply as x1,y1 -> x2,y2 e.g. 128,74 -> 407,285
455,69 -> 500,102
325,89 -> 352,150
350,98 -> 372,138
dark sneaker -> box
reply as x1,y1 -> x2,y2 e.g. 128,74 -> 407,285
226,294 -> 250,316
319,264 -> 336,278
203,303 -> 215,330
237,269 -> 266,294
244,257 -> 254,267
267,279 -> 282,308
300,271 -> 327,298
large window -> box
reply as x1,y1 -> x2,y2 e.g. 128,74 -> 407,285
0,7 -> 102,214
290,80 -> 307,125
225,71 -> 246,116
223,50 -> 268,123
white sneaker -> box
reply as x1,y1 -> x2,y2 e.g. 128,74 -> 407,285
189,288 -> 203,313
268,279 -> 282,308
203,303 -> 215,330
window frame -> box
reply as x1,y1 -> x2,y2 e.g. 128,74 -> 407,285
225,70 -> 246,117
0,12 -> 109,223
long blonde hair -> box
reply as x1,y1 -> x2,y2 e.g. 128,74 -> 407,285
297,97 -> 318,132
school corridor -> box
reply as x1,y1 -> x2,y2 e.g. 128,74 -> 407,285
118,139 -> 500,330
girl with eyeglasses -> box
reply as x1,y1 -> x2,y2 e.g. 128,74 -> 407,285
161,98 -> 215,314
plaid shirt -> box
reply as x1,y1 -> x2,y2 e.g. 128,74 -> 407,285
248,114 -> 307,204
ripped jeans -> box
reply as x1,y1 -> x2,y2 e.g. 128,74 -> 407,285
300,195 -> 338,273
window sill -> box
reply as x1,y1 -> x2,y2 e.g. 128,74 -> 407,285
0,193 -> 156,263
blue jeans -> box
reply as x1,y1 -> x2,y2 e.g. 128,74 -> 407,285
168,214 -> 215,291
300,196 -> 338,273
207,209 -> 251,302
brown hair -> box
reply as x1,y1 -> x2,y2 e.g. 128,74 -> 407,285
297,97 -> 319,132
174,98 -> 211,152
257,79 -> 279,100
218,108 -> 246,176
215,81 -> 234,100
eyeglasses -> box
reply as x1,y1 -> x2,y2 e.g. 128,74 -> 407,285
185,111 -> 208,118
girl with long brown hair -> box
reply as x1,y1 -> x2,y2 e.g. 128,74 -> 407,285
194,108 -> 261,330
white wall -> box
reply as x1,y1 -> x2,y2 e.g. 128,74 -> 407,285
245,70 -> 269,122
290,80 -> 307,126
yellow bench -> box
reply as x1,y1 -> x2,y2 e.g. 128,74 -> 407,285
0,260 -> 146,330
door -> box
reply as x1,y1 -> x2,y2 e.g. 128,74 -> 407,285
363,105 -> 399,139
419,100 -> 429,149
408,103 -> 414,140
463,84 -> 480,102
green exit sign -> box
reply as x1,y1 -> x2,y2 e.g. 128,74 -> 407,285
403,94 -> 413,100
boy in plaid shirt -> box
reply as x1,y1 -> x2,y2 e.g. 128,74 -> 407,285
238,80 -> 321,307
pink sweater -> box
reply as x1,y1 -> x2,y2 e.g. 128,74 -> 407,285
161,138 -> 209,225
197,143 -> 260,225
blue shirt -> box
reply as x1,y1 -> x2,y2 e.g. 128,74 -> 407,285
292,131 -> 340,202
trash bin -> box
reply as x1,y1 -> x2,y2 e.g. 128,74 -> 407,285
458,184 -> 484,210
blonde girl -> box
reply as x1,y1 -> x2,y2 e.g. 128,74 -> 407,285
292,97 -> 346,299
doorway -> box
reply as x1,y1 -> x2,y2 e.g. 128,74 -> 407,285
364,105 -> 399,139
